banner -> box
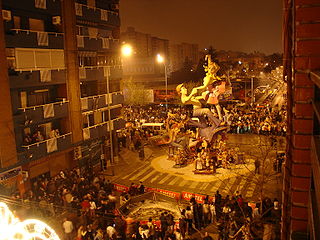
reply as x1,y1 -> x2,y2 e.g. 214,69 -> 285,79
153,188 -> 180,200
0,167 -> 22,183
113,183 -> 129,192
181,192 -> 215,203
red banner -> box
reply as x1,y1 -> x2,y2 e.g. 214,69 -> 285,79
181,192 -> 205,203
156,188 -> 180,199
113,183 -> 129,192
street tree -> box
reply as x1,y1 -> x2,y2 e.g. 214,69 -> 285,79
122,77 -> 151,106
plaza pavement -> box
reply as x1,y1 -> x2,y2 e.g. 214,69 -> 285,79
106,134 -> 283,203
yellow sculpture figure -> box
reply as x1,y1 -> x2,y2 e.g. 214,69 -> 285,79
193,54 -> 226,120
176,84 -> 225,142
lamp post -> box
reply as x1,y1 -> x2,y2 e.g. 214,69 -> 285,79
103,43 -> 132,175
156,54 -> 168,112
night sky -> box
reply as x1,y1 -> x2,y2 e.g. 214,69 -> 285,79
120,0 -> 283,54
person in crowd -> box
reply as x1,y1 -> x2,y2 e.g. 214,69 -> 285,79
62,218 -> 74,240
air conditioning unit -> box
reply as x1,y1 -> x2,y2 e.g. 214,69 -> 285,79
2,10 -> 12,21
52,16 -> 61,25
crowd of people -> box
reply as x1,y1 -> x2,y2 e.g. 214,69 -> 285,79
10,168 -> 125,240
122,103 -> 286,139
228,104 -> 286,136
7,165 -> 281,240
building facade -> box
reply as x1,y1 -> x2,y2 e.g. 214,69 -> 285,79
282,0 -> 320,239
0,0 -> 124,192
169,42 -> 199,72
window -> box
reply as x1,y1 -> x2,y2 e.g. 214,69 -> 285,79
13,16 -> 21,29
28,89 -> 49,107
29,18 -> 44,31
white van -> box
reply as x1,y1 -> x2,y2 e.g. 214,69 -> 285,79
141,123 -> 165,134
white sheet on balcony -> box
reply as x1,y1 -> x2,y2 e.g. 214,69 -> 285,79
88,27 -> 98,39
77,36 -> 84,48
75,3 -> 83,16
47,138 -> 57,153
83,128 -> 90,140
43,103 -> 54,118
102,38 -> 110,49
81,98 -> 88,110
40,70 -> 51,82
103,66 -> 110,77
105,93 -> 112,105
101,9 -> 108,21
79,68 -> 86,79
35,0 -> 46,9
37,32 -> 48,46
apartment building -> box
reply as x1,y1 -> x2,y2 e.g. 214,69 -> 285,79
0,0 -> 124,192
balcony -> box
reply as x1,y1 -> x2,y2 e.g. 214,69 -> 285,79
18,133 -> 72,162
75,3 -> 120,27
11,48 -> 65,72
83,117 -> 124,140
5,29 -> 64,49
9,69 -> 66,88
81,92 -> 123,112
112,92 -> 124,105
77,35 -> 119,52
110,66 -> 122,80
113,118 -> 125,130
15,100 -> 69,125
79,67 -> 104,82
3,0 -> 61,15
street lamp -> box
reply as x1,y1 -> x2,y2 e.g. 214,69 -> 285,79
121,44 -> 133,57
156,54 -> 168,111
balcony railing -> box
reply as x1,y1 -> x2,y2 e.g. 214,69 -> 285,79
6,29 -> 64,49
83,117 -> 124,140
19,133 -> 72,162
9,69 -> 66,88
75,2 -> 120,26
81,91 -> 123,111
17,100 -> 69,124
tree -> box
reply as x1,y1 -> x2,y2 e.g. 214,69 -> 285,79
122,77 -> 151,106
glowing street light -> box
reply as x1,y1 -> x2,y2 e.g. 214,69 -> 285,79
156,54 -> 168,111
0,202 -> 61,240
121,44 -> 133,57
156,53 -> 164,63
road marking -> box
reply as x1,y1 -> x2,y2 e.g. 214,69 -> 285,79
129,166 -> 152,181
189,181 -> 199,189
122,164 -> 149,179
167,176 -> 182,185
150,173 -> 165,183
228,177 -> 242,195
158,174 -> 172,184
223,177 -> 237,193
139,169 -> 157,182
178,179 -> 188,187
